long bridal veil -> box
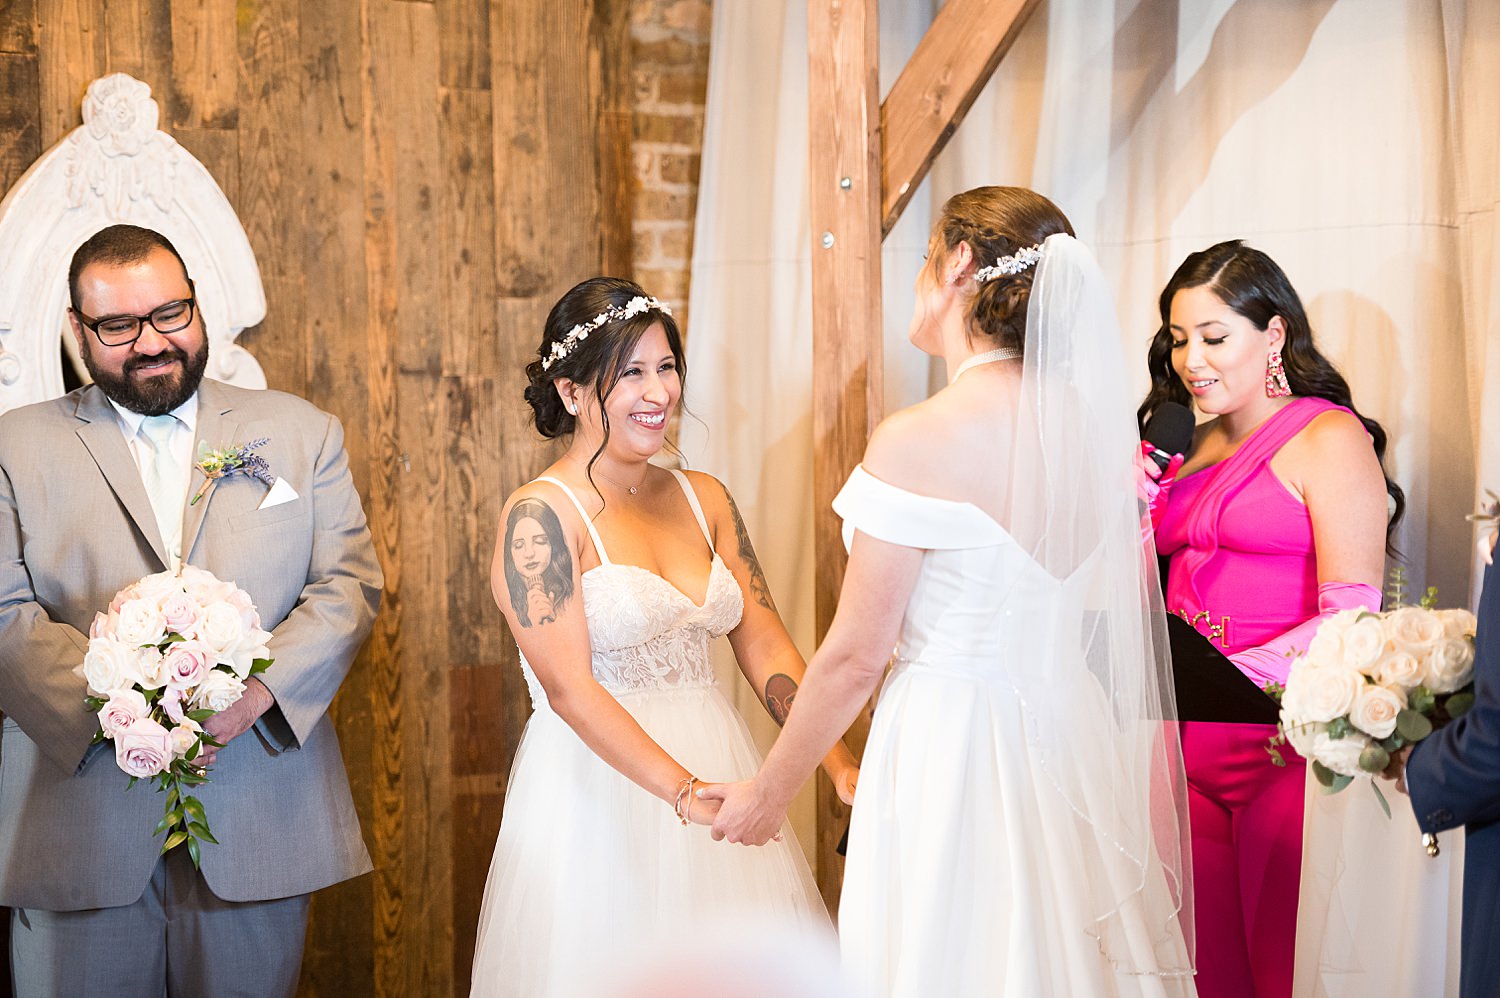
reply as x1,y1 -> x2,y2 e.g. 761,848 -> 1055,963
1004,232 -> 1195,977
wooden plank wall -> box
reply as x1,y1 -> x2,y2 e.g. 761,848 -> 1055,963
0,1 -> 633,994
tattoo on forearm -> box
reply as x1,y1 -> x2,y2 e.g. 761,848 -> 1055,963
726,490 -> 776,611
765,673 -> 798,725
503,498 -> 574,627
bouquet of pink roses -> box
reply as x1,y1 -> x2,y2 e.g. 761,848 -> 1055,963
81,566 -> 273,865
1272,593 -> 1476,811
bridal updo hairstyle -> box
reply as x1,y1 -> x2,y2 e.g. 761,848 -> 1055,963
1138,240 -> 1405,537
524,276 -> 686,483
932,186 -> 1075,351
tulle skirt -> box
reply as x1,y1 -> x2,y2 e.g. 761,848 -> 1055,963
469,684 -> 826,998
838,662 -> 1196,998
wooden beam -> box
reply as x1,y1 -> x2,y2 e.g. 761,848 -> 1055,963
879,0 -> 1040,234
807,0 -> 881,912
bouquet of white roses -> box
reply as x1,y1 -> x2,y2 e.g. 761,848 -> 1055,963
81,566 -> 273,865
1272,596 -> 1477,807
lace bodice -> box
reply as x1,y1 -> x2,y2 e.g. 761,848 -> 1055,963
517,471 -> 744,708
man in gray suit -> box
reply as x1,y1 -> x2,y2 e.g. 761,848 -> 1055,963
0,225 -> 381,996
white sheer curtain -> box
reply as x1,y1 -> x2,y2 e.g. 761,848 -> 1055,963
685,2 -> 1495,977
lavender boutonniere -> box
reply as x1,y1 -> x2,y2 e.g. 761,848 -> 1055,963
191,438 -> 273,505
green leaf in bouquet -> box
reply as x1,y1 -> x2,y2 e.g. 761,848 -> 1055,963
1396,708 -> 1434,742
1324,773 -> 1354,794
187,821 -> 219,846
152,813 -> 175,837
1327,716 -> 1353,740
1445,691 -> 1476,719
249,657 -> 273,678
1358,744 -> 1391,774
183,797 -> 207,824
164,632 -> 187,645
186,740 -> 200,762
161,829 -> 189,854
1370,780 -> 1393,819
187,708 -> 216,723
165,785 -> 180,810
1409,687 -> 1437,714
1263,682 -> 1286,705
1420,586 -> 1439,611
126,775 -> 138,790
1378,733 -> 1406,753
85,696 -> 107,711
90,730 -> 105,746
186,836 -> 202,870
1385,566 -> 1409,609
1312,760 -> 1338,788
201,733 -> 224,748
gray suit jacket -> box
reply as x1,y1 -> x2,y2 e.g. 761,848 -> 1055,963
0,379 -> 381,910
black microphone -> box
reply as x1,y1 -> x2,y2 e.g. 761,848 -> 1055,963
1142,402 -> 1194,472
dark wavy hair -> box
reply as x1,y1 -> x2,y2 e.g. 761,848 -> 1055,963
503,497 -> 573,627
524,277 -> 686,499
931,186 -> 1074,351
1137,240 -> 1405,539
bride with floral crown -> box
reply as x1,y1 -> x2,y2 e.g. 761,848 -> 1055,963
702,187 -> 1197,997
468,277 -> 857,997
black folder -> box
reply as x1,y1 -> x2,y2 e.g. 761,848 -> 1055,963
1167,614 -> 1282,724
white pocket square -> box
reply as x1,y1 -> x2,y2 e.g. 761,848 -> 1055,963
257,476 -> 300,510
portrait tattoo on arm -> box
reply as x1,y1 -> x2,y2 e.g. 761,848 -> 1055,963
764,673 -> 798,726
725,489 -> 776,611
504,498 -> 575,628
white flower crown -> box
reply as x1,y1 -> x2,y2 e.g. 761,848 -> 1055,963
972,244 -> 1044,283
542,295 -> 674,371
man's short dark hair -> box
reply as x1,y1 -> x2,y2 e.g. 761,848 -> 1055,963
68,225 -> 191,312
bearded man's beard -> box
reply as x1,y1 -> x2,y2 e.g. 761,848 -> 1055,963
82,338 -> 210,416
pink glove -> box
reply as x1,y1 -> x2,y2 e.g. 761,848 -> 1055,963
1229,581 -> 1383,686
1136,442 -> 1186,532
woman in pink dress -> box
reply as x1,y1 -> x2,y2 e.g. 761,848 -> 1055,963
1139,241 -> 1404,998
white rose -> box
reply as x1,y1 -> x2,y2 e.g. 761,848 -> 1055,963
228,629 -> 273,679
1281,712 -> 1323,758
97,688 -> 150,738
1290,662 -> 1363,724
192,668 -> 247,713
181,566 -> 236,606
1340,616 -> 1387,672
1348,683 -> 1405,739
132,571 -> 182,604
114,717 -> 172,778
1311,730 -> 1371,778
1306,627 -> 1346,667
224,586 -> 260,630
162,640 -> 212,691
168,720 -> 201,759
1438,608 -> 1478,641
200,602 -> 247,655
82,637 -> 142,696
1371,650 -> 1424,691
1427,636 -> 1476,694
1385,606 -> 1445,657
115,598 -> 167,648
133,647 -> 170,690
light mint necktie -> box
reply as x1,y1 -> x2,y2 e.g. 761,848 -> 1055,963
139,414 -> 185,568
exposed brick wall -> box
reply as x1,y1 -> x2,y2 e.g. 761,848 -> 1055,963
631,0 -> 712,331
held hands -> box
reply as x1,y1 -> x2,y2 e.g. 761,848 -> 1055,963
1380,745 -> 1414,795
697,780 -> 788,846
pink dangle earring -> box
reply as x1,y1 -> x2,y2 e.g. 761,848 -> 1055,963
1265,350 -> 1292,398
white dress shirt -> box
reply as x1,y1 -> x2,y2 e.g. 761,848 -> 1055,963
109,392 -> 199,569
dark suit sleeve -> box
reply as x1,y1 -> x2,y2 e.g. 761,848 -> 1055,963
253,413 -> 382,749
0,459 -> 98,772
1407,558 -> 1500,833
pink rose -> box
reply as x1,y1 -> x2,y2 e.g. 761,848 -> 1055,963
97,689 -> 149,739
159,591 -> 205,639
163,641 -> 212,691
159,686 -> 186,725
114,718 -> 172,778
168,721 -> 201,759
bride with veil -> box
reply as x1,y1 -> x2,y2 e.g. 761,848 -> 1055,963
700,186 -> 1197,996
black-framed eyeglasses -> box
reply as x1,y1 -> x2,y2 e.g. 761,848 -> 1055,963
73,297 -> 197,347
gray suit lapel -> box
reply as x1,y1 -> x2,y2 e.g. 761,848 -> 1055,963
73,388 -> 169,570
182,381 -> 242,563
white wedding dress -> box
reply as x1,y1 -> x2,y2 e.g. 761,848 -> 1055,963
469,470 -> 824,998
830,233 -> 1196,998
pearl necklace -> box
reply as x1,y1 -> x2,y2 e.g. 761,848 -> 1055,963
951,347 -> 1022,383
